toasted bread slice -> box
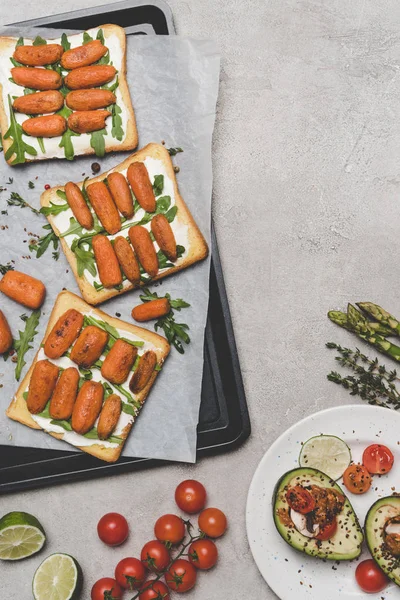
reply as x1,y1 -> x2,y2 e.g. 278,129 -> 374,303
6,290 -> 170,462
41,142 -> 209,305
0,24 -> 137,165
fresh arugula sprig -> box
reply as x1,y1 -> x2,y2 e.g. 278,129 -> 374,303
4,95 -> 37,165
7,191 -> 40,215
12,311 -> 41,380
327,342 -> 400,409
139,288 -> 191,354
29,224 -> 59,259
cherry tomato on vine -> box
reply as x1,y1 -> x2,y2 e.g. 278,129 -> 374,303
175,480 -> 207,514
314,519 -> 337,541
165,559 -> 197,593
198,508 -> 227,538
154,514 -> 186,545
189,538 -> 218,570
363,444 -> 394,475
343,464 -> 372,495
115,557 -> 146,590
141,540 -> 170,572
97,513 -> 129,546
91,578 -> 122,600
355,559 -> 389,593
139,580 -> 171,600
285,486 -> 316,514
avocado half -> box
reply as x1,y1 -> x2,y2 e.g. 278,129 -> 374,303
273,467 -> 364,560
365,496 -> 400,586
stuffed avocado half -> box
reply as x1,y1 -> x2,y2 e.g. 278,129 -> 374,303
273,467 -> 363,560
365,496 -> 400,586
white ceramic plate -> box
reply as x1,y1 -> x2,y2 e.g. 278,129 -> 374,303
246,405 -> 400,599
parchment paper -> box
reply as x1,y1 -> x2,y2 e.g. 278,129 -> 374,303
0,28 -> 220,463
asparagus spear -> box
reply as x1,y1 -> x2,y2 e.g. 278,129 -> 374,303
328,307 -> 392,336
357,302 -> 400,336
328,305 -> 400,363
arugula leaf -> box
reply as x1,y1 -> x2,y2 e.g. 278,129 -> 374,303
167,147 -> 183,156
90,128 -> 107,157
38,401 -> 51,418
156,195 -> 171,212
4,96 -> 37,165
14,310 -> 41,380
165,206 -> 178,223
56,189 -> 67,201
7,191 -> 40,215
83,31 -> 93,44
83,427 -> 123,444
23,88 -> 36,96
32,36 -> 47,46
58,106 -> 79,160
50,419 -> 72,431
113,383 -> 141,408
153,174 -> 164,196
72,240 -> 97,277
30,224 -> 59,259
102,76 -> 119,93
40,201 -> 69,216
61,33 -> 71,52
121,403 -> 137,416
110,104 -> 123,140
10,38 -> 24,67
60,217 -> 84,238
37,137 -> 45,153
16,37 -> 24,47
96,29 -> 105,44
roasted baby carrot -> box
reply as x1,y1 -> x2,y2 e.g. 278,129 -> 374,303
65,182 -> 94,230
66,89 -> 116,111
71,380 -> 104,435
87,181 -> 121,235
0,311 -> 12,354
11,67 -> 62,90
131,298 -> 170,322
101,339 -> 138,384
65,65 -> 116,90
113,236 -> 140,285
49,367 -> 80,420
61,40 -> 107,70
70,325 -> 109,368
127,162 -> 156,213
107,172 -> 134,219
26,359 -> 59,414
151,214 -> 177,262
13,44 -> 63,66
128,225 -> 158,278
129,350 -> 157,394
22,114 -> 67,138
97,394 -> 122,440
68,110 -> 111,134
13,90 -> 64,115
44,308 -> 84,359
0,270 -> 45,309
92,235 -> 122,288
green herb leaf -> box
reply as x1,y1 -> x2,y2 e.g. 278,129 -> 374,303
167,147 -> 183,156
50,419 -> 72,431
61,33 -> 71,52
58,106 -> 79,160
30,224 -> 59,259
102,76 -> 119,94
165,206 -> 178,223
56,189 -> 67,201
0,262 -> 14,275
153,174 -> 164,197
121,403 -> 137,416
74,242 -> 97,277
33,36 -> 47,46
37,401 -> 51,418
14,310 -> 41,380
28,180 -> 35,189
90,128 -> 107,157
60,217 -> 84,238
4,95 -> 37,165
96,29 -> 105,44
109,103 -> 123,140
82,31 -> 94,45
156,195 -> 171,212
7,191 -> 40,215
40,201 -> 69,216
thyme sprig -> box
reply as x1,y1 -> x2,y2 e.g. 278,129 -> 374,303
326,342 -> 400,409
7,191 -> 40,215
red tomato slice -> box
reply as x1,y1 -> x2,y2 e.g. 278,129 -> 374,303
343,464 -> 372,495
315,519 -> 337,541
363,444 -> 394,475
285,486 -> 316,514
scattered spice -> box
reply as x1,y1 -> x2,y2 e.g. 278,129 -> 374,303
91,162 -> 101,174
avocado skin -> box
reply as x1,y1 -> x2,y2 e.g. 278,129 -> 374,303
273,467 -> 364,561
365,496 -> 400,587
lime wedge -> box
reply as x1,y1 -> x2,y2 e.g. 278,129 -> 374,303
299,435 -> 351,480
0,512 -> 45,561
33,553 -> 83,600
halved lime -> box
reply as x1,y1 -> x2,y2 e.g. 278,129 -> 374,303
33,553 -> 83,600
299,435 -> 351,480
0,512 -> 45,561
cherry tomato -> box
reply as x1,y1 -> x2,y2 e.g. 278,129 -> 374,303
141,540 -> 170,572
363,444 -> 394,475
198,508 -> 227,538
139,580 -> 170,600
189,538 -> 218,570
97,513 -> 129,546
91,578 -> 123,600
343,464 -> 372,495
165,558 -> 197,593
355,559 -> 389,593
115,557 -> 146,590
285,486 -> 316,514
154,514 -> 186,545
175,480 -> 207,514
315,519 -> 337,541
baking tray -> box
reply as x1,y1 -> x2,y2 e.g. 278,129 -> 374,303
0,1 -> 250,493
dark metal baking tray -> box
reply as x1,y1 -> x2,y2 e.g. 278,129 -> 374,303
0,2 -> 250,493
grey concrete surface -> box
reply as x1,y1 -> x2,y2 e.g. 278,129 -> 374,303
1,0 -> 399,598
